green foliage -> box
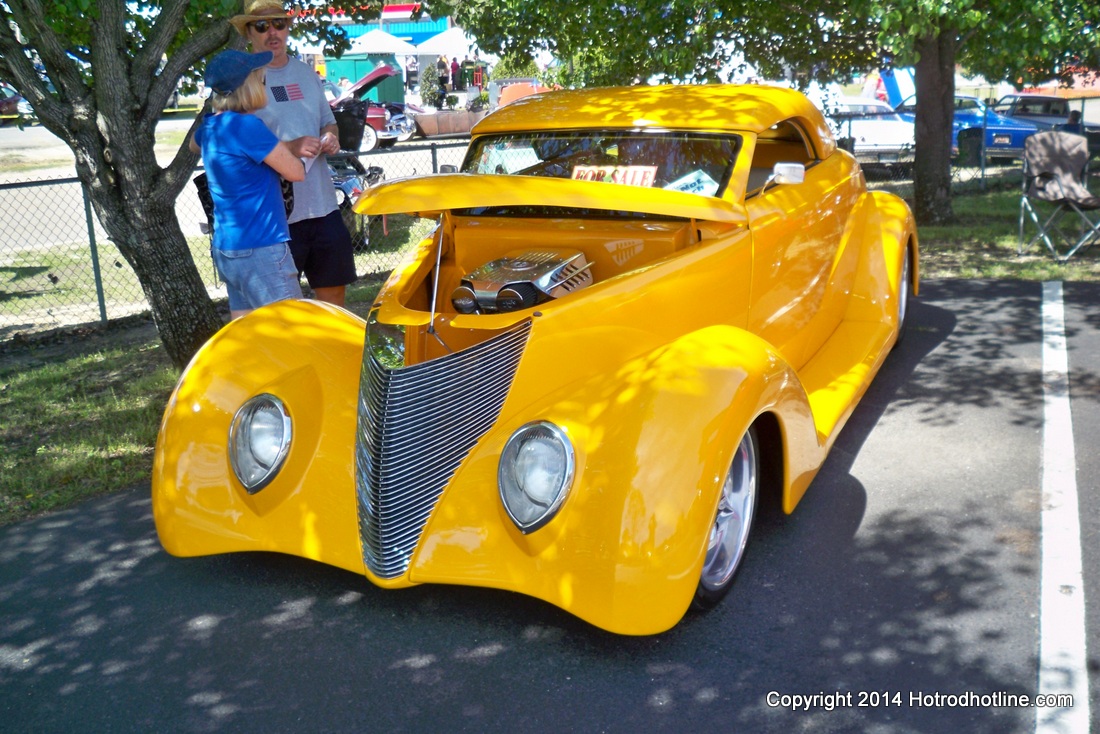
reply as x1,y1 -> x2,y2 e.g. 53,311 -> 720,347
418,61 -> 444,106
490,52 -> 540,81
865,0 -> 1099,87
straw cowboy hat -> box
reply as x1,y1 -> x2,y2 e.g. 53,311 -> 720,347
229,0 -> 290,36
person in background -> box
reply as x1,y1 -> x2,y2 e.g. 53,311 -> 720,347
1059,109 -> 1084,135
437,55 -> 449,90
450,57 -> 461,91
189,49 -> 306,320
338,76 -> 351,92
230,0 -> 357,308
461,55 -> 475,90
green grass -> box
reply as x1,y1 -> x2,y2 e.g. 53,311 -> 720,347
920,186 -> 1100,280
0,338 -> 177,524
2,192 -> 1098,527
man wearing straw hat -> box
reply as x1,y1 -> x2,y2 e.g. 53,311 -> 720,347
229,0 -> 357,307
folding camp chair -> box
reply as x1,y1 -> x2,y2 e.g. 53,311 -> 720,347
1019,130 -> 1100,262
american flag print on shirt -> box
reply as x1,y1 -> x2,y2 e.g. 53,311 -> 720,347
272,84 -> 305,102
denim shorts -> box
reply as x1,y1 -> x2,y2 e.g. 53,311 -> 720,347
213,242 -> 303,312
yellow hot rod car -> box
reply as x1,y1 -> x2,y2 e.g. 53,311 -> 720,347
153,84 -> 918,636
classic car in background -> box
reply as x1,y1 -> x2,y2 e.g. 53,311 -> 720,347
0,81 -> 24,120
486,77 -> 551,112
153,84 -> 919,635
829,96 -> 915,167
895,94 -> 1038,163
992,93 -> 1099,157
993,93 -> 1077,128
329,65 -> 419,152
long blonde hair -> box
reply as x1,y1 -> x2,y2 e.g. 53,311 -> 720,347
210,68 -> 268,113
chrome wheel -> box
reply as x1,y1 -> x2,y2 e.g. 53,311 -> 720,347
895,244 -> 912,344
360,125 -> 379,152
694,426 -> 758,609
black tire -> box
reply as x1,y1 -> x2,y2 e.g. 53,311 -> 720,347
692,425 -> 759,610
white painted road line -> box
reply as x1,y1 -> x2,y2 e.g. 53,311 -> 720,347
1037,281 -> 1090,734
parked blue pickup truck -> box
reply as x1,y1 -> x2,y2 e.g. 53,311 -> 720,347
992,93 -> 1099,156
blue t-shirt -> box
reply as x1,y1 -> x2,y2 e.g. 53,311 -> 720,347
195,112 -> 290,251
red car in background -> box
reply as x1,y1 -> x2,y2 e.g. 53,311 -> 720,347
0,82 -> 25,121
328,65 -> 419,152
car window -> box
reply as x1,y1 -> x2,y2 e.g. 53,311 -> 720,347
955,98 -> 980,111
1045,99 -> 1068,115
748,119 -> 816,194
463,131 -> 740,197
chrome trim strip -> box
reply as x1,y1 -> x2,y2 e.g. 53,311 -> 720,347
355,314 -> 531,579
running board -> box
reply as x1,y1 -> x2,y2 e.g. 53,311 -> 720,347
798,321 -> 896,443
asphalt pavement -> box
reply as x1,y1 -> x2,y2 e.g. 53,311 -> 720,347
0,280 -> 1096,734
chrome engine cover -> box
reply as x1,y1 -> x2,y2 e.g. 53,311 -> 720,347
453,248 -> 593,314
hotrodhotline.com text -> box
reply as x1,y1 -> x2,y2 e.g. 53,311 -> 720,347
767,691 -> 1075,711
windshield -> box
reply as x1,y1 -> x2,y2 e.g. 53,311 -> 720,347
462,131 -> 740,198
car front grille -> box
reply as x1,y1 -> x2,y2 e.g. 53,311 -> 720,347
355,318 -> 531,579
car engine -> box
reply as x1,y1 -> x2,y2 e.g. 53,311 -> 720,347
451,248 -> 594,314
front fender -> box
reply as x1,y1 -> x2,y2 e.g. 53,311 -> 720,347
152,300 -> 367,575
409,324 -> 818,635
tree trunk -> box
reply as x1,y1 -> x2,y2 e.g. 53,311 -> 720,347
72,94 -> 224,370
88,185 -> 226,369
912,31 -> 957,225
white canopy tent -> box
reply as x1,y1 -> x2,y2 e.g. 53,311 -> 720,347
416,26 -> 477,59
348,29 -> 418,56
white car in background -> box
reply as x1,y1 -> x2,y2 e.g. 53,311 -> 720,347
828,96 -> 915,167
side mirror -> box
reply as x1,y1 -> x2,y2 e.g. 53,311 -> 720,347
766,162 -> 805,188
439,164 -> 458,174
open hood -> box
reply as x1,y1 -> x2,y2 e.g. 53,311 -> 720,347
334,65 -> 398,104
353,173 -> 747,224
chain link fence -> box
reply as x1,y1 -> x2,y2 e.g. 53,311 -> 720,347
828,108 -> 1029,202
0,140 -> 468,340
0,128 -> 1022,342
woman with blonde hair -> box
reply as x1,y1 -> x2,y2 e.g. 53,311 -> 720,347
190,49 -> 309,319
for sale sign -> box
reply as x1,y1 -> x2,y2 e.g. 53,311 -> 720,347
571,165 -> 658,187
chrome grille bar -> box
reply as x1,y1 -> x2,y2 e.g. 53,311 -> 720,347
355,317 -> 531,579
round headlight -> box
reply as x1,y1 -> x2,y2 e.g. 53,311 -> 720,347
499,421 -> 574,533
228,394 -> 292,494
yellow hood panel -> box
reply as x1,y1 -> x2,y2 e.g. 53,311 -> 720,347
353,173 -> 748,224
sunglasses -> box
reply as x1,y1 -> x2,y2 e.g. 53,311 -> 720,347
248,18 -> 289,33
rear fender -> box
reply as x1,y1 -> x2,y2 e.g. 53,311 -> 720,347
844,191 -> 919,327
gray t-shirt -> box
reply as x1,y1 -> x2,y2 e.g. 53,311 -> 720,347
254,57 -> 338,224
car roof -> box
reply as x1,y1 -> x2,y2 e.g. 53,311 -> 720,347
1000,93 -> 1061,100
473,84 -> 837,157
837,96 -> 893,108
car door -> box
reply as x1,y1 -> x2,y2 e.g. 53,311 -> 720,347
744,120 -> 862,370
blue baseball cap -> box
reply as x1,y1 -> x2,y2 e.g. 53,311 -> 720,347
205,49 -> 273,96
